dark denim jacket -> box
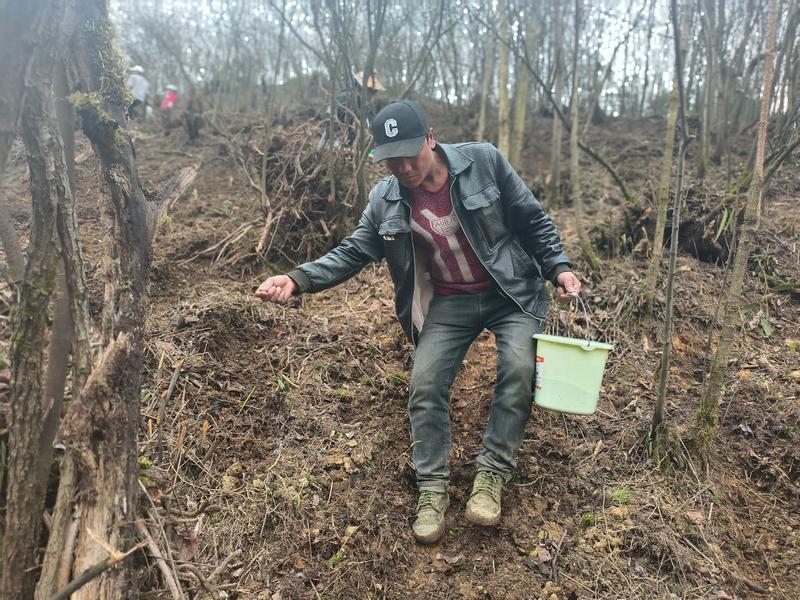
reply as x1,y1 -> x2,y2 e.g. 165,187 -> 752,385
288,142 -> 572,342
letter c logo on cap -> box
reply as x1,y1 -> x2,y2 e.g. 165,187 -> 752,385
384,118 -> 398,138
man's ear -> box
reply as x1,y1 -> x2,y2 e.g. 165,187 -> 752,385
428,128 -> 436,148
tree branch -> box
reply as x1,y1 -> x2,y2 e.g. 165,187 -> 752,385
50,542 -> 146,600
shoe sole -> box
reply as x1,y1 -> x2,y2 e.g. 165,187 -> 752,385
464,506 -> 500,527
413,521 -> 447,544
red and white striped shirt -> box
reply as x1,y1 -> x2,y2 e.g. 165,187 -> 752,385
409,178 -> 494,296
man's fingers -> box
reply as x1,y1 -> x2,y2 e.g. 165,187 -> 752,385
255,275 -> 295,304
256,281 -> 284,303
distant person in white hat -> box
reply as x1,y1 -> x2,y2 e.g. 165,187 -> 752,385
126,65 -> 150,120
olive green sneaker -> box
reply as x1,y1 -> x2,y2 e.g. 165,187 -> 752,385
412,490 -> 449,544
465,471 -> 504,526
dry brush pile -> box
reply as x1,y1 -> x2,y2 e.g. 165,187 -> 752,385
179,112 -> 382,271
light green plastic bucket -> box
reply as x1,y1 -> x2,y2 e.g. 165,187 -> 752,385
532,334 -> 614,415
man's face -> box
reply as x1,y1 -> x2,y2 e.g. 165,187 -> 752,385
382,130 -> 435,189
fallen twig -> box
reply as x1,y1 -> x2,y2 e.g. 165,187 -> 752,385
135,519 -> 184,600
549,530 -> 568,583
138,479 -> 186,599
50,541 -> 146,600
177,223 -> 253,266
158,360 -> 184,462
207,548 -> 242,586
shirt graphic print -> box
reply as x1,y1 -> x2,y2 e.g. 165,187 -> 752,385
409,178 -> 494,296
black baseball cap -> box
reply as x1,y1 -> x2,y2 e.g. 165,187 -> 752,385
372,100 -> 429,162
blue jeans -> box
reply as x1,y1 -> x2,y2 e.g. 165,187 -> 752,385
409,289 -> 542,493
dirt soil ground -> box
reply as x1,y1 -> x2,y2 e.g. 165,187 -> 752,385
1,108 -> 798,599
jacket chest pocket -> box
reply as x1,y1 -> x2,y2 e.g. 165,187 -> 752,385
379,215 -> 411,239
379,216 -> 411,273
461,184 -> 506,248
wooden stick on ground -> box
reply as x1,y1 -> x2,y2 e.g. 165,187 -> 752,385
134,519 -> 183,600
50,541 -> 146,600
157,360 -> 183,462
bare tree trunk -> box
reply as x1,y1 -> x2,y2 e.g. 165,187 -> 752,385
638,0 -> 657,116
0,1 -> 69,597
709,0 -> 738,168
497,0 -> 511,156
327,77 -> 337,206
711,68 -> 730,164
570,0 -> 600,272
38,58 -> 82,515
651,0 -> 692,445
398,0 -> 446,99
548,0 -> 564,206
698,7 -> 714,179
776,6 -> 800,141
620,29 -> 629,115
356,0 -> 387,212
259,0 -> 286,217
476,7 -> 495,142
444,20 -> 462,107
686,27 -> 699,112
34,451 -> 79,599
643,3 -> 692,307
510,3 -> 537,168
691,0 -> 779,466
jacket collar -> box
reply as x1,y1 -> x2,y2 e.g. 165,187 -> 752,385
381,142 -> 473,202
439,143 -> 473,176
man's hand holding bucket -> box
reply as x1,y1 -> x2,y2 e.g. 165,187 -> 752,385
555,271 -> 582,302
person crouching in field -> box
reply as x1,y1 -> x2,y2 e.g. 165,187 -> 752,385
256,100 -> 581,544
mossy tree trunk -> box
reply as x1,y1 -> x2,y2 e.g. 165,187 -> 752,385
35,3 -> 196,595
32,60 -> 95,600
691,0 -> 780,467
0,1 -> 70,597
34,1 -> 152,597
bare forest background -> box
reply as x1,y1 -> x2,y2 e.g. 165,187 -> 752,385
0,0 -> 798,598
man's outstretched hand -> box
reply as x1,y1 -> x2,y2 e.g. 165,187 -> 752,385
555,271 -> 582,302
255,275 -> 297,304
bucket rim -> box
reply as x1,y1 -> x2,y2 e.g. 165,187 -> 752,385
533,333 -> 614,351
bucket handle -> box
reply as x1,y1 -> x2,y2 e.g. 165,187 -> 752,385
552,292 -> 592,348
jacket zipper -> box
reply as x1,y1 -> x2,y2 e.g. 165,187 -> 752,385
448,176 -> 541,322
